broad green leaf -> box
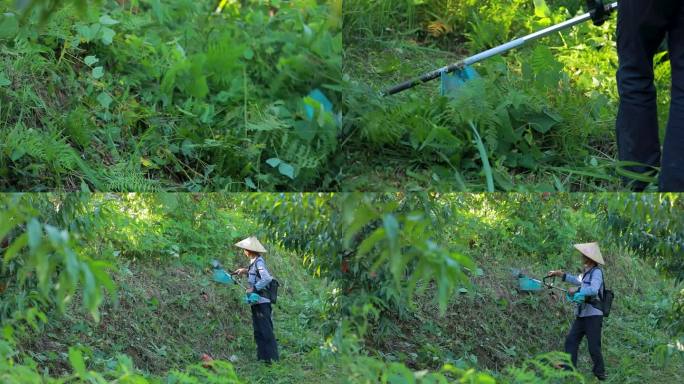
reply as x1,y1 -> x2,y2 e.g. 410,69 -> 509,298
10,147 -> 25,161
244,177 -> 257,190
92,66 -> 104,79
0,13 -> 18,39
84,55 -> 98,66
98,15 -> 119,25
278,162 -> 295,179
97,92 -> 113,109
533,0 -> 551,18
266,158 -> 282,168
101,27 -> 116,45
75,24 -> 95,41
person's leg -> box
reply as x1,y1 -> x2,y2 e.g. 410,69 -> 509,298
616,0 -> 675,190
262,303 -> 279,362
585,316 -> 606,379
251,304 -> 267,361
564,317 -> 585,368
660,1 -> 684,191
253,303 -> 279,362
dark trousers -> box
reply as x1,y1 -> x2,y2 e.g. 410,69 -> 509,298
564,316 -> 605,376
251,303 -> 279,362
616,0 -> 684,191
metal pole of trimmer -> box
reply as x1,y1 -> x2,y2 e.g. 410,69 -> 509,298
383,1 -> 619,96
541,276 -> 568,293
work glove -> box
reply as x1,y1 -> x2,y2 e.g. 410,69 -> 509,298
243,293 -> 261,304
571,292 -> 586,304
586,0 -> 610,26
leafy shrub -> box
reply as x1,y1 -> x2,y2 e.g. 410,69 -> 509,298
0,0 -> 342,191
254,193 -> 476,338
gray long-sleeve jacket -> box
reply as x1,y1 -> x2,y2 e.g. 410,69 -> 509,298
248,256 -> 273,305
564,267 -> 603,317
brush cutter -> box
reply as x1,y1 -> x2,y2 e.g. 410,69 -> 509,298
383,1 -> 618,96
211,260 -> 261,304
516,272 -> 568,294
514,271 -> 590,304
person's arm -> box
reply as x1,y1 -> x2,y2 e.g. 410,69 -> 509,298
246,264 -> 257,291
254,259 -> 273,291
579,269 -> 602,297
562,272 -> 582,286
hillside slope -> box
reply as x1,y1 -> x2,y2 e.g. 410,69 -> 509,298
18,250 -> 341,383
367,247 -> 683,383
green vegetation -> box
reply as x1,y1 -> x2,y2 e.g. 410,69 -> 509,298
0,0 -> 341,191
342,0 -> 671,191
257,193 -> 684,382
4,0 -> 672,193
2,193 -> 683,383
1,194 -> 339,383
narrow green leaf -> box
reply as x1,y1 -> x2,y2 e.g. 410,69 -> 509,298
357,228 -> 385,258
469,121 -> 495,192
3,232 -> 27,263
0,72 -> 10,87
68,347 -> 87,377
27,218 -> 42,251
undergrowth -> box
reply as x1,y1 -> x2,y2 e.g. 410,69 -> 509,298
0,0 -> 342,191
342,0 -> 672,191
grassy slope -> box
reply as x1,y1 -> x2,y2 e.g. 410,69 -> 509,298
368,247 -> 684,383
19,250 -> 342,383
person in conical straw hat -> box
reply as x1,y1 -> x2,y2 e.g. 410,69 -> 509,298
548,242 -> 607,381
233,236 -> 279,363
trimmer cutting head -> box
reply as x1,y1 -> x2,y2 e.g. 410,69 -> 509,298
440,66 -> 479,96
213,268 -> 235,285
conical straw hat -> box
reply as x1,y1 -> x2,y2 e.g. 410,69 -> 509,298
573,242 -> 604,265
234,236 -> 267,253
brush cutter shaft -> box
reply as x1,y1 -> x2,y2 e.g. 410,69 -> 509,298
542,276 -> 568,293
384,2 -> 618,96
